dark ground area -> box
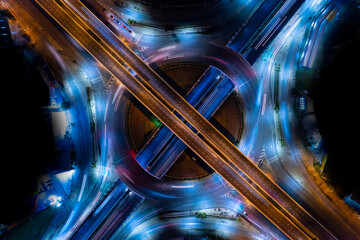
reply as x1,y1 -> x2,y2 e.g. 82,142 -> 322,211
313,1 -> 360,196
0,46 -> 55,224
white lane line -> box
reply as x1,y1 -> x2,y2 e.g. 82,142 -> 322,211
261,94 -> 267,115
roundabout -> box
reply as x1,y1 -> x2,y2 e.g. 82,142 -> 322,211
107,43 -> 257,200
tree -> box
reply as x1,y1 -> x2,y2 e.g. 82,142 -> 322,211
61,101 -> 71,110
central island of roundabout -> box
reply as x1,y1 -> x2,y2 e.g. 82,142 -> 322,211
105,43 -> 257,201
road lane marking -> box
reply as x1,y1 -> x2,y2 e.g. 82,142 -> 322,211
261,93 -> 267,115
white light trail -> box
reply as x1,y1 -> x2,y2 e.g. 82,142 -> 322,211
77,174 -> 87,202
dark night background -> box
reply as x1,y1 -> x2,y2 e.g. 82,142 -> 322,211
313,1 -> 360,196
0,0 -> 359,227
0,46 -> 55,224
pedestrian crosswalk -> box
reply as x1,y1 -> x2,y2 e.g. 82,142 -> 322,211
257,146 -> 279,165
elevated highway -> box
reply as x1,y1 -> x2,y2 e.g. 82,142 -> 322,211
51,1 -> 336,239
34,0 -> 337,239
